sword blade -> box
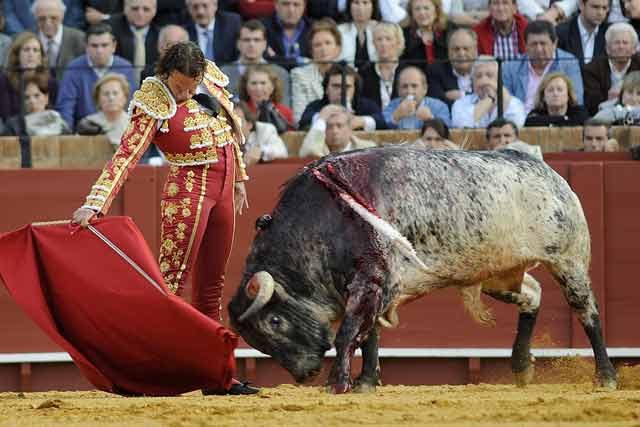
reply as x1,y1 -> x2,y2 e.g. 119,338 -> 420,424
87,224 -> 168,297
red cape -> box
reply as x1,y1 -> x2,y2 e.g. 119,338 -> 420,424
0,217 -> 237,396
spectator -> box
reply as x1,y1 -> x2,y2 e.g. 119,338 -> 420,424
85,1 -> 124,26
140,25 -> 189,82
2,0 -> 37,36
1,74 -> 70,136
582,22 -> 640,115
358,22 -> 405,110
525,72 -> 589,127
383,66 -> 451,128
76,73 -> 130,146
593,70 -> 640,124
452,55 -> 526,128
0,32 -> 58,122
239,64 -> 295,132
262,0 -> 312,69
448,0 -> 489,28
409,117 -> 459,149
235,100 -> 288,166
556,0 -> 609,66
582,118 -> 619,151
486,117 -> 542,159
542,0 -> 627,26
185,0 -> 241,64
502,20 -> 584,113
34,0 -> 86,80
109,0 -> 159,83
0,16 -> 13,69
473,0 -> 527,61
220,20 -> 291,106
338,0 -> 381,70
401,0 -> 449,69
519,0 -> 579,23
299,105 -> 377,157
290,18 -> 342,122
55,23 -> 137,131
298,63 -> 385,130
427,27 -> 478,107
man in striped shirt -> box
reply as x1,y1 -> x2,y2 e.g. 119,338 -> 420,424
473,0 -> 528,60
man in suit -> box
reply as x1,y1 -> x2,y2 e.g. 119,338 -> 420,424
109,0 -> 160,83
262,0 -> 312,70
582,22 -> 640,115
501,20 -> 583,113
34,0 -> 86,80
221,20 -> 291,106
185,0 -> 241,65
428,28 -> 478,108
556,0 -> 609,65
55,23 -> 137,130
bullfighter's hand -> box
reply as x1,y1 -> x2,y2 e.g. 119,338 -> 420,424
234,182 -> 248,215
71,208 -> 96,228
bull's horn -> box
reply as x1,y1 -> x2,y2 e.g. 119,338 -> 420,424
238,271 -> 275,322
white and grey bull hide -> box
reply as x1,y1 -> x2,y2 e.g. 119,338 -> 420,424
228,146 -> 617,394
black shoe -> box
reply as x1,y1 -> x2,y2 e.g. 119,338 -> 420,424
203,381 -> 260,396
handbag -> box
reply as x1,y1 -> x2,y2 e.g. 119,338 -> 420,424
257,101 -> 289,134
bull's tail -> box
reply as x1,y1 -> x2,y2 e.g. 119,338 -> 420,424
459,285 -> 496,326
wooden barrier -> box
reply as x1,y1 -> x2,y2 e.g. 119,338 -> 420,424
1,155 -> 639,391
1,127 -> 637,170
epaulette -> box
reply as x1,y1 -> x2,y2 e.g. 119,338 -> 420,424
204,59 -> 229,88
127,77 -> 177,120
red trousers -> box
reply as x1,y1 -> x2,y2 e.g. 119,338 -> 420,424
159,144 -> 235,321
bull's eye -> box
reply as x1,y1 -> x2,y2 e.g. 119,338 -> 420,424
270,315 -> 282,328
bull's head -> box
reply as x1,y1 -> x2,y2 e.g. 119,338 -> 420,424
229,271 -> 333,383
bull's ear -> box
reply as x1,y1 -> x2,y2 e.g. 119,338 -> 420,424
255,214 -> 273,231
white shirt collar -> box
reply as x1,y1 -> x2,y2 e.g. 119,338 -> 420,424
39,24 -> 63,47
198,19 -> 215,34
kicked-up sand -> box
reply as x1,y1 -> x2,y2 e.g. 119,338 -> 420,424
1,367 -> 639,427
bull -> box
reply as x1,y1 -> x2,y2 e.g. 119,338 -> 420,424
229,147 -> 617,393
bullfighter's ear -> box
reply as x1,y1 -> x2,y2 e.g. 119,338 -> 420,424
255,214 -> 273,231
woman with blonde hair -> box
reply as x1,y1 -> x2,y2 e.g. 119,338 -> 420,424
401,0 -> 449,68
0,32 -> 57,122
358,22 -> 405,110
524,72 -> 588,127
76,73 -> 131,147
239,64 -> 294,132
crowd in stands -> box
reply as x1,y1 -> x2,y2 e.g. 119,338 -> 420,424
0,0 -> 638,161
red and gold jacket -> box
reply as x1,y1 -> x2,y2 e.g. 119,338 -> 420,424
82,61 -> 248,214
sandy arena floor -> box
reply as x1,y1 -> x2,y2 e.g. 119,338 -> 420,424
1,364 -> 639,427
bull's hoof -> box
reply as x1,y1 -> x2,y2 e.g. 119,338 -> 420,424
596,376 -> 618,391
514,364 -> 535,388
331,383 -> 351,394
353,382 -> 376,393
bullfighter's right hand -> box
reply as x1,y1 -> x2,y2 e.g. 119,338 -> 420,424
72,208 -> 96,228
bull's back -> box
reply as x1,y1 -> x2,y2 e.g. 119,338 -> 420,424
332,148 -> 588,272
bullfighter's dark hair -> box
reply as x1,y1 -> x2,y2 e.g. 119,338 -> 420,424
524,20 -> 557,43
486,118 -> 519,140
86,22 -> 116,42
156,41 -> 206,81
421,118 -> 449,140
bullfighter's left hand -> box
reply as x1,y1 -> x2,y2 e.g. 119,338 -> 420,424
234,182 -> 248,215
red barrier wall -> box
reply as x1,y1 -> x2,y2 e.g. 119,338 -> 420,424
1,156 -> 639,390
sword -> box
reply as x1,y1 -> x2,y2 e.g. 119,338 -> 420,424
87,224 -> 168,297
30,220 -> 168,297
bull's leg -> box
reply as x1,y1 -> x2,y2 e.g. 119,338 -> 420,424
547,262 -> 617,389
353,327 -> 382,393
330,270 -> 384,394
483,273 -> 542,387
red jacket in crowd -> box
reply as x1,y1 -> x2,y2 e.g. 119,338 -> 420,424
473,13 -> 529,57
